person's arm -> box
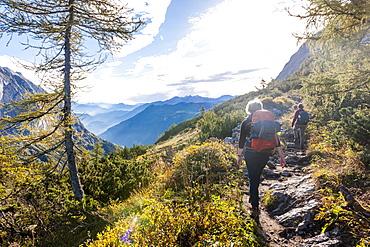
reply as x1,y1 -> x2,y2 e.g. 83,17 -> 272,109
237,148 -> 243,166
276,146 -> 286,168
291,110 -> 298,127
237,118 -> 249,166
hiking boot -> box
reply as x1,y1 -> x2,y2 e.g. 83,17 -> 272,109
250,206 -> 260,214
250,206 -> 260,219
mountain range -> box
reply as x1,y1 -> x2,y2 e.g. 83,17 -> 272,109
74,95 -> 235,147
100,102 -> 209,147
74,95 -> 234,135
0,66 -> 235,148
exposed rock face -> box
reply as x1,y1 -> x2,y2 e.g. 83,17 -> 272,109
275,43 -> 311,81
0,67 -> 43,117
299,231 -> 342,247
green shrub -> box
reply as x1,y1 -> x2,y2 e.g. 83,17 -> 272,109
80,148 -> 156,204
198,111 -> 244,142
132,196 -> 260,247
309,133 -> 370,245
169,140 -> 240,196
338,106 -> 370,148
261,190 -> 281,212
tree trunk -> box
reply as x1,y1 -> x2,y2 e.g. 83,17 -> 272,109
64,0 -> 84,201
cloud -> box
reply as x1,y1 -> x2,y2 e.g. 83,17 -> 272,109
79,0 -> 308,104
134,0 -> 302,76
125,0 -> 305,89
168,69 -> 263,86
127,92 -> 170,103
0,0 -> 309,105
114,0 -> 172,58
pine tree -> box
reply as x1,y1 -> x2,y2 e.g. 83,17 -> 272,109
293,0 -> 370,43
0,0 -> 143,200
290,0 -> 370,148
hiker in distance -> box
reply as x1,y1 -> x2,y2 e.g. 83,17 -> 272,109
291,103 -> 310,150
237,99 -> 286,214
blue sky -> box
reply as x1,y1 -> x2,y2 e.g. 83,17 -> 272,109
0,0 -> 307,104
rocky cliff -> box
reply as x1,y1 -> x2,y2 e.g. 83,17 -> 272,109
0,67 -> 43,116
0,66 -> 116,154
275,43 -> 311,81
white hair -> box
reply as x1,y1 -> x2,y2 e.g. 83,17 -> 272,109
246,98 -> 263,114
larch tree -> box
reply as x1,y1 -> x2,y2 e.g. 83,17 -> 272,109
0,0 -> 143,200
290,0 -> 370,147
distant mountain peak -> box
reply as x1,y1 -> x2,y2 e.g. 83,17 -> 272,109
74,94 -> 236,137
0,66 -> 43,104
154,95 -> 235,105
275,43 -> 311,81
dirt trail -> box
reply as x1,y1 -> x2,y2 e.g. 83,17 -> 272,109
250,166 -> 305,246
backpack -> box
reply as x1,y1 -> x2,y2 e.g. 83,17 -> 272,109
296,110 -> 310,124
250,110 -> 281,151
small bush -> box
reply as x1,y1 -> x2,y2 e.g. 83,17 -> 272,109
82,140 -> 260,247
169,140 -> 240,196
261,190 -> 281,212
308,132 -> 370,245
79,147 -> 156,203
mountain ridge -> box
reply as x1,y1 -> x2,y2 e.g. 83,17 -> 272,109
275,42 -> 311,81
0,66 -> 116,154
100,101 -> 220,147
75,95 -> 235,135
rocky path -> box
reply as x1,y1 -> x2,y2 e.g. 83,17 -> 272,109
241,141 -> 343,247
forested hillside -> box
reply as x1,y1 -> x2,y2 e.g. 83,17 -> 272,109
100,102 -> 215,147
74,95 -> 234,135
0,0 -> 369,246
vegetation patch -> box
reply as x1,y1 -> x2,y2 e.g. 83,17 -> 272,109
309,132 -> 370,245
82,141 -> 260,246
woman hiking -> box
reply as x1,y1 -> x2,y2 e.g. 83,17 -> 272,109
237,99 -> 286,216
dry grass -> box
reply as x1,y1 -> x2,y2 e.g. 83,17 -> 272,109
154,128 -> 200,151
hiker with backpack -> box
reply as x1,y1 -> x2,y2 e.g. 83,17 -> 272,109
237,99 -> 286,215
291,103 -> 310,150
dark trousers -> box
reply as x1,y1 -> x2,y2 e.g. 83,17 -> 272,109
294,123 -> 307,149
244,150 -> 270,208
